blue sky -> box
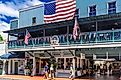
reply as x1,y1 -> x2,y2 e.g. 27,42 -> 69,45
0,0 -> 44,39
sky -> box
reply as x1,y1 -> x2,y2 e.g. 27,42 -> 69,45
0,0 -> 46,40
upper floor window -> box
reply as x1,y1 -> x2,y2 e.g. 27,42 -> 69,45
108,1 -> 116,14
32,17 -> 36,25
89,5 -> 96,17
10,19 -> 18,29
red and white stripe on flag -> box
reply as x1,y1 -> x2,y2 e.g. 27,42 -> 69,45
44,0 -> 76,23
73,17 -> 79,40
24,30 -> 31,45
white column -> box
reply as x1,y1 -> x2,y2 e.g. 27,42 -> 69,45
106,52 -> 108,59
77,57 -> 79,68
80,59 -> 83,69
73,57 -> 75,77
32,57 -> 36,76
73,50 -> 76,77
39,59 -> 41,74
24,59 -> 27,75
107,62 -> 110,75
8,60 -> 11,74
12,60 -> 15,74
2,60 -> 6,75
55,58 -> 58,77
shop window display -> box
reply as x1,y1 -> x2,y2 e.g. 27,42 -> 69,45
65,58 -> 72,70
41,59 -> 49,68
57,58 -> 64,69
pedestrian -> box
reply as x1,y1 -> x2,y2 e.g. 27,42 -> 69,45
69,63 -> 74,80
109,64 -> 112,74
44,62 -> 49,79
50,64 -> 54,79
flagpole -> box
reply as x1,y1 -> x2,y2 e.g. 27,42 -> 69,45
73,9 -> 80,41
24,29 -> 34,47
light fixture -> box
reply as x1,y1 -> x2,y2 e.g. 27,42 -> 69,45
114,22 -> 118,26
91,25 -> 95,27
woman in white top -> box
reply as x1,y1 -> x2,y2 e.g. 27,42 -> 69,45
50,64 -> 54,79
69,64 -> 74,80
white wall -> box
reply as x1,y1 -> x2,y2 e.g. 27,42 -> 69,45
0,43 -> 6,56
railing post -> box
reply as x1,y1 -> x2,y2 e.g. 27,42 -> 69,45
32,39 -> 35,47
43,37 -> 45,46
67,26 -> 69,45
67,34 -> 69,45
24,44 -> 26,48
112,28 -> 114,42
80,34 -> 82,44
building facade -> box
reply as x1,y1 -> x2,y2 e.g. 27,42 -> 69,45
2,0 -> 121,77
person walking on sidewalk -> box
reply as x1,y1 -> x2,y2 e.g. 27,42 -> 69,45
50,64 -> 54,79
44,62 -> 49,79
69,63 -> 74,80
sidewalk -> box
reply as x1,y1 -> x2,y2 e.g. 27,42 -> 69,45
0,75 -> 94,80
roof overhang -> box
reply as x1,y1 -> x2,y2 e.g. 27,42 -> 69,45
3,12 -> 121,34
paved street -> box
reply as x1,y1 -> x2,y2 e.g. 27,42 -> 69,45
96,75 -> 120,80
0,79 -> 21,80
82,74 -> 121,80
0,74 -> 121,80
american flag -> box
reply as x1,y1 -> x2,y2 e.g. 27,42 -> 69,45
44,0 -> 76,23
73,17 -> 80,40
24,29 -> 31,45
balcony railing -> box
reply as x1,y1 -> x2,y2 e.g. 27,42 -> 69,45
8,29 -> 121,49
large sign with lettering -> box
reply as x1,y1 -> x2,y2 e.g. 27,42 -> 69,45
50,35 -> 59,46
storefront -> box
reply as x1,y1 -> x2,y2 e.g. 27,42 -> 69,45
24,50 -> 89,77
0,52 -> 25,75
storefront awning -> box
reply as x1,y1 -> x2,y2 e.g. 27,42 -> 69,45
0,52 -> 25,59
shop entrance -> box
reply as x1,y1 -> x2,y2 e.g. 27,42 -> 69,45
36,62 -> 39,75
14,62 -> 18,74
41,59 -> 50,68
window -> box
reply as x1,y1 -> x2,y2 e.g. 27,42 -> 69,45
65,58 -> 72,70
32,17 -> 36,25
10,19 -> 18,29
108,1 -> 116,14
57,58 -> 64,69
89,5 -> 96,16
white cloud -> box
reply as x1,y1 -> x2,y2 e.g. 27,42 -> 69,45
26,0 -> 43,6
0,20 -> 10,30
0,0 -> 43,40
0,2 -> 19,17
0,0 -> 43,18
0,21 -> 10,40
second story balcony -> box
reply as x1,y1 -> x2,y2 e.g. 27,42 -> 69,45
8,29 -> 121,50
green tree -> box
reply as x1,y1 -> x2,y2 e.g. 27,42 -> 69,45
0,35 -> 3,42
